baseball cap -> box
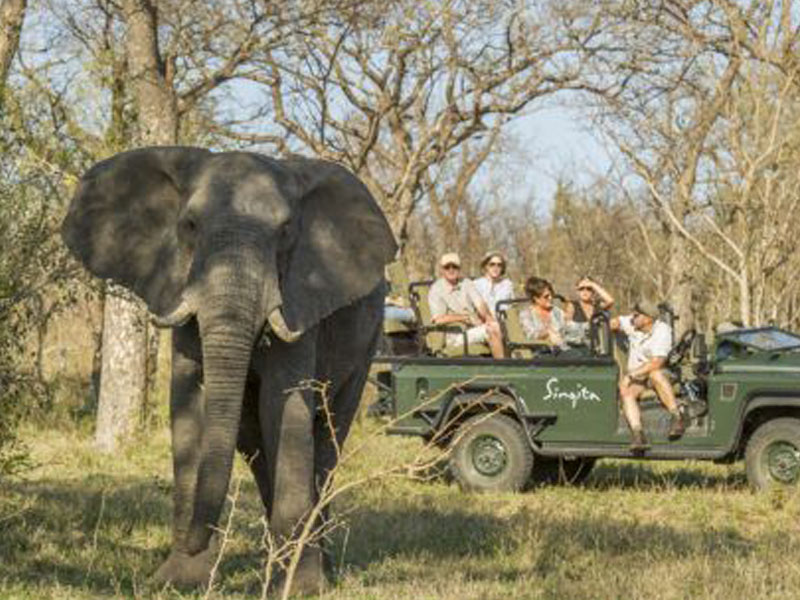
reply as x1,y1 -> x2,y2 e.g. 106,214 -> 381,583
632,298 -> 659,318
440,252 -> 461,267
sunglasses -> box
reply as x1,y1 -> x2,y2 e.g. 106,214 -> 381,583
577,286 -> 592,291
443,264 -> 460,270
487,261 -> 504,267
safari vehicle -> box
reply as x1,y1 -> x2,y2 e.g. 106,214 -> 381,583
374,278 -> 800,493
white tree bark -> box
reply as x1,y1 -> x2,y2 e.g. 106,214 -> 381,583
94,0 -> 178,452
94,287 -> 148,452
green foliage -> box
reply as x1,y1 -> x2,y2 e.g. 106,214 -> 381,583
0,127 -> 77,475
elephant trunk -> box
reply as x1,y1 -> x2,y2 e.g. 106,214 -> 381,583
181,245 -> 268,555
172,236 -> 303,554
182,324 -> 253,554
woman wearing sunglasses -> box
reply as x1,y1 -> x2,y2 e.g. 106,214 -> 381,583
565,276 -> 615,323
473,250 -> 514,317
520,276 -> 569,347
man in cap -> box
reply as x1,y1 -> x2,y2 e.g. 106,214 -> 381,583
610,299 -> 685,450
428,252 -> 505,358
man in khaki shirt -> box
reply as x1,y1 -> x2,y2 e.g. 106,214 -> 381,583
428,252 -> 505,358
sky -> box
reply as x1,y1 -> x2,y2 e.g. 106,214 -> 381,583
514,106 -> 612,209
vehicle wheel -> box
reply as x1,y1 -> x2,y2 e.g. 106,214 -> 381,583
450,413 -> 533,493
529,456 -> 596,486
745,418 -> 800,491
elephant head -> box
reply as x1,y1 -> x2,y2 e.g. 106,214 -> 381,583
62,146 -> 397,553
63,147 -> 397,339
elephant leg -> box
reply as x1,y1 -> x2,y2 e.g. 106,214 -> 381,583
311,367 -> 370,580
259,337 -> 326,596
314,367 -> 368,496
316,287 -> 383,492
236,374 -> 272,513
312,287 -> 384,576
153,319 -> 215,587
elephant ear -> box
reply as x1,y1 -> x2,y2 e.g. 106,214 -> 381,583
61,146 -> 212,316
279,158 -> 398,332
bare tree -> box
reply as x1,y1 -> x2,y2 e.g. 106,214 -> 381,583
224,0 -> 606,252
580,0 -> 800,330
704,64 -> 800,327
0,0 -> 25,104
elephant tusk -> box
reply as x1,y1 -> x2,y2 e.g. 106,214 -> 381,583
267,307 -> 303,343
153,296 -> 195,328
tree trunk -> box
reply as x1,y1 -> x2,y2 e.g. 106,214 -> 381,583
94,287 -> 148,452
0,0 -> 26,105
668,229 -> 693,335
739,268 -> 751,327
124,0 -> 179,433
124,0 -> 178,144
95,0 -> 179,451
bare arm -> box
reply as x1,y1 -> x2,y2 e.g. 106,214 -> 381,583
432,313 -> 470,325
609,316 -> 621,331
581,278 -> 615,310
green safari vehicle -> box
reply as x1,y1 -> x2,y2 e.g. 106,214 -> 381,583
372,313 -> 800,493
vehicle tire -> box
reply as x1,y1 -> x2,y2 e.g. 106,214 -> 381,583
529,456 -> 596,487
450,413 -> 533,493
745,417 -> 800,491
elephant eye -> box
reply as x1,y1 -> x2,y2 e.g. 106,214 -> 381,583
177,214 -> 199,246
278,221 -> 292,243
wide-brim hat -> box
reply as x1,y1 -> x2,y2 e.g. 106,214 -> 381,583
480,250 -> 507,270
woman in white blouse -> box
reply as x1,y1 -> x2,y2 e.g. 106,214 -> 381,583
473,250 -> 514,317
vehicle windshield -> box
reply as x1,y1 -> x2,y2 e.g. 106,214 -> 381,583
719,327 -> 800,351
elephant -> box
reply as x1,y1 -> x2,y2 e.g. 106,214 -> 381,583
61,146 -> 397,594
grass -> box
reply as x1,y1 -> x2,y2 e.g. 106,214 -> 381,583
2,416 -> 800,599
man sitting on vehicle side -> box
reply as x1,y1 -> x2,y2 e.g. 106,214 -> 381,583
428,252 -> 505,358
611,299 -> 685,451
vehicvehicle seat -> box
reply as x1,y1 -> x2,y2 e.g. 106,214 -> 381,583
497,298 -> 555,358
386,261 -> 411,304
409,280 -> 492,357
384,261 -> 415,335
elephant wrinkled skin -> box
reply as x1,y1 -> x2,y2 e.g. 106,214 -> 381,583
61,146 -> 397,595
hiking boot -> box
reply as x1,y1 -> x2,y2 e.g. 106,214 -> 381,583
630,429 -> 649,452
668,411 -> 686,440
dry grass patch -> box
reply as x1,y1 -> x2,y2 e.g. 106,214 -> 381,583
2,418 -> 800,599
